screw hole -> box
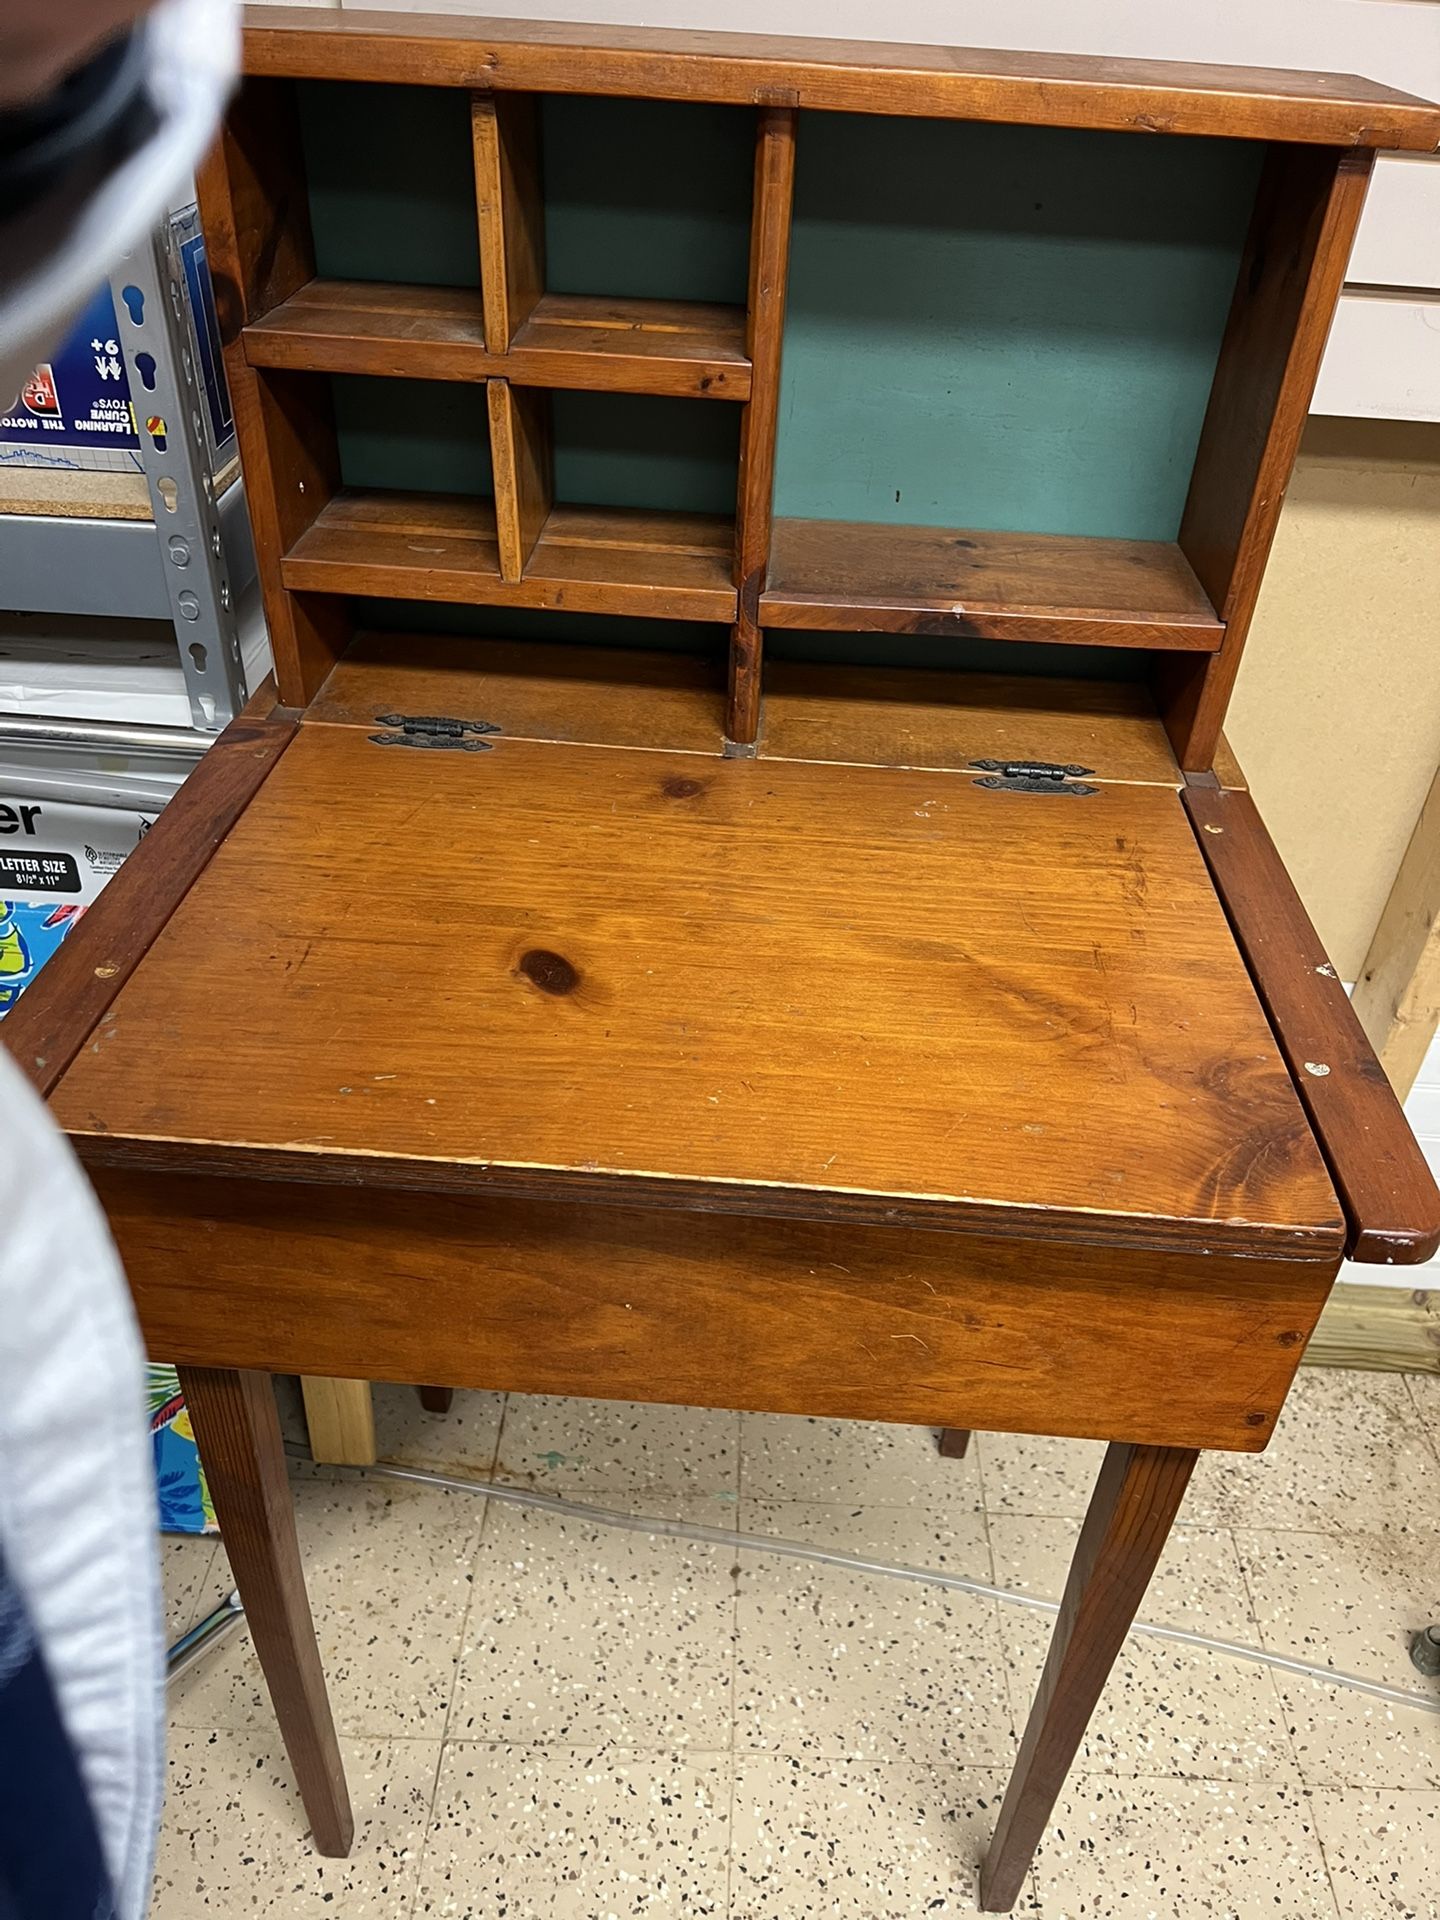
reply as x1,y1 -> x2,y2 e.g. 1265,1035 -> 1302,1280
157,476 -> 179,513
134,352 -> 157,391
188,642 -> 208,673
120,284 -> 145,325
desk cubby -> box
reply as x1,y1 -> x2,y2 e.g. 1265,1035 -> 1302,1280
209,22 -> 1425,779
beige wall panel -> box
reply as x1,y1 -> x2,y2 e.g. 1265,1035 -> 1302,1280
1229,419 -> 1440,980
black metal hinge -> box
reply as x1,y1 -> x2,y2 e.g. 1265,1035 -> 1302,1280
370,713 -> 501,752
970,758 -> 1098,796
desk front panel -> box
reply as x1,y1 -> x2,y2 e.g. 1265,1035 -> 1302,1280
94,1167 -> 1339,1454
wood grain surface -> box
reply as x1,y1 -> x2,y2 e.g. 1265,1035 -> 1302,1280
472,91 -> 544,353
1352,765 -> 1440,1099
488,380 -> 552,581
1,683 -> 296,1099
730,106 -> 797,745
282,490 -> 737,621
241,11 -> 1440,151
980,1443 -> 1199,1909
243,282 -> 752,400
299,1376 -> 376,1466
96,1170 -> 1335,1452
511,295 -> 750,400
762,519 -> 1223,648
760,663 -> 1184,783
1185,782 -> 1440,1264
197,91 -> 352,707
307,633 -> 727,752
51,728 -> 1341,1257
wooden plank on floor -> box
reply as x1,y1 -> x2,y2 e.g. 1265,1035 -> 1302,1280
301,1378 -> 376,1464
1303,1281 -> 1440,1373
1352,764 -> 1440,1100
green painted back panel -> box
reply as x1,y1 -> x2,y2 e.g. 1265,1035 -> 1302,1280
332,382 -> 735,512
297,82 -> 479,288
552,392 -> 738,513
332,377 -> 492,496
774,115 -> 1260,541
541,97 -> 752,303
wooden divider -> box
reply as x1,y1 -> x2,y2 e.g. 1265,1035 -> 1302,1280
489,379 -> 553,580
729,106 -> 797,746
197,83 -> 350,708
1163,144 -> 1375,769
472,92 -> 545,353
475,94 -> 551,584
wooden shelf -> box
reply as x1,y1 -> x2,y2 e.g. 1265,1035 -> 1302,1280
509,296 -> 750,400
761,519 -> 1223,649
309,632 -> 727,753
281,490 -> 737,621
759,662 -> 1186,781
245,281 -> 750,400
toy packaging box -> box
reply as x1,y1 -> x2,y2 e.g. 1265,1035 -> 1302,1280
0,795 -> 155,1017
0,286 -> 142,476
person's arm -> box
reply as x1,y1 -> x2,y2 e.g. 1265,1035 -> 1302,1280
0,9 -> 238,1916
0,0 -> 237,402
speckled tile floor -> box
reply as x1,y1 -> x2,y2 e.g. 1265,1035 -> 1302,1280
157,1369 -> 1440,1918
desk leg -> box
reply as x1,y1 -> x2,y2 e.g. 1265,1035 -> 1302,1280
978,1442 -> 1197,1911
938,1427 -> 972,1458
180,1366 -> 354,1857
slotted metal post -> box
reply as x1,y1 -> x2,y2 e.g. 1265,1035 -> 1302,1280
109,205 -> 251,731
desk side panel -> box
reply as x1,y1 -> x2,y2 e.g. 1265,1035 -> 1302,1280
0,687 -> 297,1099
95,1169 -> 1337,1454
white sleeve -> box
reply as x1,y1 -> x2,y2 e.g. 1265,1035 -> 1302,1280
0,1049 -> 165,1920
0,0 -> 238,403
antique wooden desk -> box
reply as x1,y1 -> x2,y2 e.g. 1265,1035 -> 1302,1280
9,12 -> 1440,1907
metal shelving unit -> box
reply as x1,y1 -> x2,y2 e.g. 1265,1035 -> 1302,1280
1,198 -> 261,742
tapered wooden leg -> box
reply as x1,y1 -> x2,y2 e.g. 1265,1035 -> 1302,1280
418,1386 -> 454,1414
180,1367 -> 353,1856
979,1442 -> 1198,1911
938,1427 -> 972,1458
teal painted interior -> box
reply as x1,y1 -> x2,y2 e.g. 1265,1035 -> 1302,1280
330,382 -> 735,514
552,392 -> 738,514
332,376 -> 492,496
359,601 -> 720,653
774,114 -> 1261,541
297,83 -> 479,287
541,97 -> 752,304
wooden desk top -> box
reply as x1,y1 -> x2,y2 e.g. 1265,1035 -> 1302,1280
51,711 -> 1342,1259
